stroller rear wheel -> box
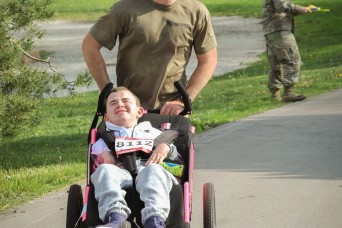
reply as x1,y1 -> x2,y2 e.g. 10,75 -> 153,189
66,184 -> 83,228
203,182 -> 216,228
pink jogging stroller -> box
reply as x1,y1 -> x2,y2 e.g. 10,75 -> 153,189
66,81 -> 216,228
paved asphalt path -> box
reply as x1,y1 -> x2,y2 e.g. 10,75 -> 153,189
1,89 -> 342,228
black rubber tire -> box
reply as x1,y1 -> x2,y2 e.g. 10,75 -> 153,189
203,183 -> 216,228
66,184 -> 83,228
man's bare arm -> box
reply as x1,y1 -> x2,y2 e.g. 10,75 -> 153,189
160,48 -> 217,115
186,48 -> 218,101
82,32 -> 111,91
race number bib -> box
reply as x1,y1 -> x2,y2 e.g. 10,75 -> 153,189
115,137 -> 153,155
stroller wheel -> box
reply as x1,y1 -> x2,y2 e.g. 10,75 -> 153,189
203,183 -> 216,228
66,184 -> 83,228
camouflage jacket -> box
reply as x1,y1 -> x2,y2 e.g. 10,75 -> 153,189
262,0 -> 303,35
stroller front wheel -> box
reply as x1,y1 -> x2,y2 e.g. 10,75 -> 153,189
66,184 -> 83,228
203,182 -> 216,228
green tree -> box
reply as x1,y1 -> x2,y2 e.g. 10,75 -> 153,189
0,0 -> 90,139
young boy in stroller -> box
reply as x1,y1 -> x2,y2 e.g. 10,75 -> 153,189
91,87 -> 184,228
66,81 -> 215,228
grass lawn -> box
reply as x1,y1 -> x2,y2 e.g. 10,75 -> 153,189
1,0 -> 342,213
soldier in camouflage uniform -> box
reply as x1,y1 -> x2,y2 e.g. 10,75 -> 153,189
262,0 -> 311,102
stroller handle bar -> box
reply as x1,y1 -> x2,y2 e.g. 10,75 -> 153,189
148,81 -> 192,115
174,81 -> 192,115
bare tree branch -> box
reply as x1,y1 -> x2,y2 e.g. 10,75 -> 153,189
9,38 -> 58,72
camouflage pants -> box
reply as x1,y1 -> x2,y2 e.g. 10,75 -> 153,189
265,31 -> 301,92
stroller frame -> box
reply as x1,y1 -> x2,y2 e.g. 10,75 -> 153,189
66,82 -> 216,228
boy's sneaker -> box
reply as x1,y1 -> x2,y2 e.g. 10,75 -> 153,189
144,216 -> 166,228
119,221 -> 131,228
96,212 -> 127,228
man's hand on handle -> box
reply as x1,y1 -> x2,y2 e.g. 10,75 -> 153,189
160,99 -> 185,116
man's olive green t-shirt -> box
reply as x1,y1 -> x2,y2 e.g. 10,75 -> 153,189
90,0 -> 217,109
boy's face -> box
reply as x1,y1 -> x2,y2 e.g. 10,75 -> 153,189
104,90 -> 144,128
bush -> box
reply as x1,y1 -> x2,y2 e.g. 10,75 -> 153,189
0,0 -> 91,139
0,94 -> 41,137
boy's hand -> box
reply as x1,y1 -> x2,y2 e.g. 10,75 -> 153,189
145,143 -> 170,165
100,150 -> 116,164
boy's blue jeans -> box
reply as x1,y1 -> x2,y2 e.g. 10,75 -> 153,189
91,163 -> 178,224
